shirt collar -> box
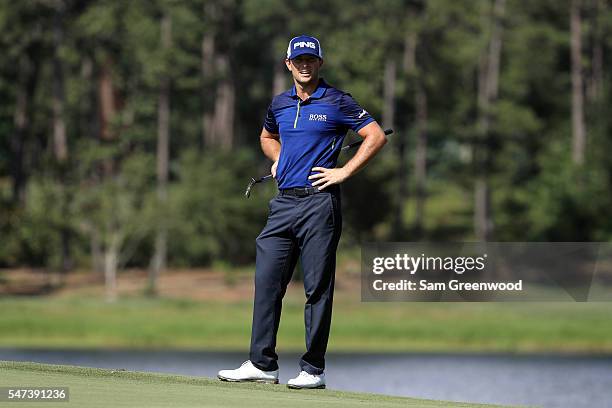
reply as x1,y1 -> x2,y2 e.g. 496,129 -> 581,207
290,78 -> 328,100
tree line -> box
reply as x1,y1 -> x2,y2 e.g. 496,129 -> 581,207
1,0 -> 611,299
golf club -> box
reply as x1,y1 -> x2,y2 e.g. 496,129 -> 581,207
245,128 -> 394,198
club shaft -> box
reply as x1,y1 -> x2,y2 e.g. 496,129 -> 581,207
341,128 -> 393,151
246,128 -> 394,196
261,128 -> 393,180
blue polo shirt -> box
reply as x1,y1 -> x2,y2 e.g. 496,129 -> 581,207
264,78 -> 375,189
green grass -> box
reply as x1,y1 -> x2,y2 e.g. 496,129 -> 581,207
0,361 -> 506,407
0,296 -> 611,353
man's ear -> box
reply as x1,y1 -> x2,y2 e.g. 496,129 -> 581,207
319,58 -> 324,67
285,58 -> 292,71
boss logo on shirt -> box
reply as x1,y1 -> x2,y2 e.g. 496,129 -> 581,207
309,113 -> 327,122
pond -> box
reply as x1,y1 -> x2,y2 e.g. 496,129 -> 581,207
1,349 -> 610,407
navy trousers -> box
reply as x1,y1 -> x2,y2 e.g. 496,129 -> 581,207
249,187 -> 342,375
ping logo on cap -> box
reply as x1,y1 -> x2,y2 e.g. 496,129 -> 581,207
287,35 -> 323,59
294,41 -> 316,50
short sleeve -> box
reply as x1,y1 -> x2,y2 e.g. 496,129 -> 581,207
338,93 -> 375,132
263,103 -> 279,134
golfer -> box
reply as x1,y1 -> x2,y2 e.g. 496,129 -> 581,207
218,35 -> 387,389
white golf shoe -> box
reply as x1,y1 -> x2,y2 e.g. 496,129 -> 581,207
287,371 -> 326,389
217,360 -> 279,384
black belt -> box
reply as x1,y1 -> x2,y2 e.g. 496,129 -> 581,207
279,187 -> 321,197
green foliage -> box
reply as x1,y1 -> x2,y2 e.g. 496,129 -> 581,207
1,0 -> 611,271
169,149 -> 269,266
339,145 -> 397,243
19,178 -> 71,269
525,139 -> 612,241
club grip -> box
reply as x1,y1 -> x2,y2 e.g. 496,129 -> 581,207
341,128 -> 394,151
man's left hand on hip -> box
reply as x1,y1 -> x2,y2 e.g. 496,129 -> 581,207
308,167 -> 349,190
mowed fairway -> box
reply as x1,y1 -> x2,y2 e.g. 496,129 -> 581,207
0,361 -> 504,408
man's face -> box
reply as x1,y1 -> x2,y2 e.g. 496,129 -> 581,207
285,54 -> 323,86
